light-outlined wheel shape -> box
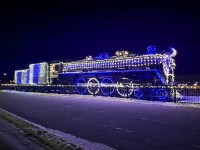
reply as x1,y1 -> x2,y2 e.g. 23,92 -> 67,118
134,88 -> 143,99
100,78 -> 115,96
87,78 -> 99,95
116,78 -> 134,97
156,89 -> 168,100
44,88 -> 49,93
76,78 -> 87,94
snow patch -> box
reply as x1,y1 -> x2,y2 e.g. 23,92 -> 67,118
2,90 -> 200,108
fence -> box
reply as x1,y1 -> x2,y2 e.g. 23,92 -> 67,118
1,84 -> 200,104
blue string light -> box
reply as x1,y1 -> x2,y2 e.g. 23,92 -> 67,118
60,69 -> 167,85
76,78 -> 87,94
94,53 -> 110,60
14,48 -> 177,86
134,88 -> 143,98
33,64 -> 40,84
16,71 -> 22,84
156,89 -> 168,100
147,46 -> 156,54
100,78 -> 115,96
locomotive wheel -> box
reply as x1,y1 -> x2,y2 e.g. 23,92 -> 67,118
76,78 -> 87,94
116,78 -> 134,97
87,78 -> 99,95
100,78 -> 115,96
44,88 -> 49,93
134,88 -> 143,99
156,89 -> 168,100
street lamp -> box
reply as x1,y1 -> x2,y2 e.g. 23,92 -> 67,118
3,73 -> 7,83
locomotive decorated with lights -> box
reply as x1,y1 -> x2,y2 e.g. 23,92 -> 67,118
14,46 -> 177,98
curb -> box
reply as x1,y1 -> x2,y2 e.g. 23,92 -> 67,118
0,108 -> 82,150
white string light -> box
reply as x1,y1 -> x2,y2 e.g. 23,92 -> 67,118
14,47 -> 177,86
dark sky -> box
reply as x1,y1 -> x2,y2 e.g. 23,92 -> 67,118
0,0 -> 199,80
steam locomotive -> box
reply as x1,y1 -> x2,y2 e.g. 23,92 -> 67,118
14,46 -> 177,98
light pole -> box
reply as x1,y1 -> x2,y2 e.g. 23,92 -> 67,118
3,73 -> 7,83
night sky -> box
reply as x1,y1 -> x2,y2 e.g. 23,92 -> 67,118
0,1 -> 199,80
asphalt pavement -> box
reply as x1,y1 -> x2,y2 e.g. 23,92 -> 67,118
0,91 -> 200,150
0,116 -> 47,150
